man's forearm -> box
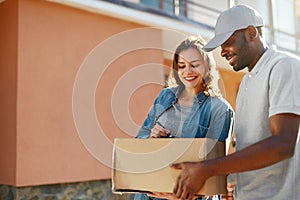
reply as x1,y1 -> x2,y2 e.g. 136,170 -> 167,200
206,135 -> 296,177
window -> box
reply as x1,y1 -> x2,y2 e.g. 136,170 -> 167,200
140,0 -> 227,27
140,0 -> 175,15
129,0 -> 300,54
272,0 -> 297,51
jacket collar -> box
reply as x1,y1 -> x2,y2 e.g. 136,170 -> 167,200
173,86 -> 209,104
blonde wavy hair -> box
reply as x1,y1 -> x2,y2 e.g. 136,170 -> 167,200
167,36 -> 221,97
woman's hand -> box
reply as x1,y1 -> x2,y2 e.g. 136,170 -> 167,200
148,192 -> 180,199
222,183 -> 235,200
150,123 -> 171,138
148,192 -> 200,200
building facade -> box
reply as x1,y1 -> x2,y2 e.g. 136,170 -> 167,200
0,0 -> 298,199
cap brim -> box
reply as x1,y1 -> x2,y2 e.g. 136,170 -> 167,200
203,31 -> 234,52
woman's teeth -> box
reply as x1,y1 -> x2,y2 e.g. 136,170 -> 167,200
185,77 -> 196,81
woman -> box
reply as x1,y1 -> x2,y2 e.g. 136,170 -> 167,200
134,36 -> 234,200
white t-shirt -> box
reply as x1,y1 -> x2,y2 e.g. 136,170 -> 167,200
234,46 -> 300,199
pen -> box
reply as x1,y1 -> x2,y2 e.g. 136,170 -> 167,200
156,121 -> 165,128
156,121 -> 174,138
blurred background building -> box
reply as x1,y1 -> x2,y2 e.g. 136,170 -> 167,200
0,0 -> 299,199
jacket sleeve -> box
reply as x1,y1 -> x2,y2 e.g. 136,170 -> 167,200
206,99 -> 234,142
219,107 -> 234,141
135,104 -> 157,138
135,88 -> 170,138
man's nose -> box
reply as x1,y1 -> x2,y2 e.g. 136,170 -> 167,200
220,46 -> 227,58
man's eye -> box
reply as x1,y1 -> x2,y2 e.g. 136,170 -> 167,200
224,38 -> 233,47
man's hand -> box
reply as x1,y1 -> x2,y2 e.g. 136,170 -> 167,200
170,161 -> 211,200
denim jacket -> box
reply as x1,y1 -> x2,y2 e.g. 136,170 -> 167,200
134,88 -> 234,200
136,87 -> 234,141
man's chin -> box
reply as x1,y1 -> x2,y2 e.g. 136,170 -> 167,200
233,67 -> 240,71
233,65 -> 246,72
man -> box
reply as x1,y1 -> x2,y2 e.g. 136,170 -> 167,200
171,4 -> 300,200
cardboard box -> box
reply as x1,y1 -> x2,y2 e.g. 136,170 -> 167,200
112,138 -> 227,196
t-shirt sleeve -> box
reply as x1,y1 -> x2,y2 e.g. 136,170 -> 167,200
269,59 -> 300,117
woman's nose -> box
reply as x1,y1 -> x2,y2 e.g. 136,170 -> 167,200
184,64 -> 192,74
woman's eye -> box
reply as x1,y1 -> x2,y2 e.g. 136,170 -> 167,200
192,64 -> 200,68
178,65 -> 185,69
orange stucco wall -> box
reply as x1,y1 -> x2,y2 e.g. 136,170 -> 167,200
0,0 -> 164,186
0,0 -> 18,186
0,0 -> 242,187
218,69 -> 244,110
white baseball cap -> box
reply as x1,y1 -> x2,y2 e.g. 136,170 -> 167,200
203,5 -> 264,52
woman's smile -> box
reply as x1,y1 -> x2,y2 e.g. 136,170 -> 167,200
184,76 -> 198,82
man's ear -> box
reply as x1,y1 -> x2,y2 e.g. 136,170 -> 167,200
248,26 -> 258,41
